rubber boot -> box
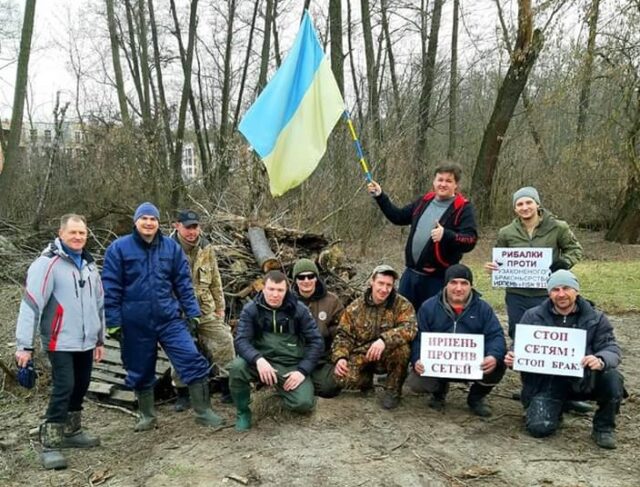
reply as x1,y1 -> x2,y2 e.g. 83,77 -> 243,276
134,389 -> 157,432
467,382 -> 494,418
219,377 -> 233,404
189,380 -> 225,428
232,388 -> 252,431
592,400 -> 619,449
40,423 -> 67,470
61,411 -> 101,448
174,387 -> 191,412
428,381 -> 449,412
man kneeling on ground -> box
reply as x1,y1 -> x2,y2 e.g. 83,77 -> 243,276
505,270 -> 625,449
407,264 -> 506,417
331,265 -> 417,410
228,270 -> 324,431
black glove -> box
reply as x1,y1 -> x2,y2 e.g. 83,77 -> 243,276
17,359 -> 37,389
549,260 -> 570,272
187,317 -> 200,336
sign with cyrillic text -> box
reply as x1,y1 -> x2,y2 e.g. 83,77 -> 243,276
513,324 -> 586,378
491,247 -> 553,288
420,333 -> 484,380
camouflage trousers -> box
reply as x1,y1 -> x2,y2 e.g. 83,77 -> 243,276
334,343 -> 411,395
172,316 -> 236,387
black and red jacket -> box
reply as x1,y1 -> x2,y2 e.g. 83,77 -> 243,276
375,191 -> 478,275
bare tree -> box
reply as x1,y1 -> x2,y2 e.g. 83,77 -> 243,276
232,0 -> 260,131
470,0 -> 544,222
329,0 -> 344,95
576,0 -> 601,144
257,0 -> 273,93
106,0 -> 131,126
447,0 -> 459,159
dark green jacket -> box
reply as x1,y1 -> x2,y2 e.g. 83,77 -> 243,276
495,209 -> 583,297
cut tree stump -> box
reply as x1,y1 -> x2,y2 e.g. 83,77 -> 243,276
247,227 -> 280,272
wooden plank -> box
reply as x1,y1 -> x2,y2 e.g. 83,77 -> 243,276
88,382 -> 114,395
91,371 -> 126,387
111,389 -> 136,403
93,362 -> 127,377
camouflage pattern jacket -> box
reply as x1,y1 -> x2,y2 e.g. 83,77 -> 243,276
331,289 -> 417,362
172,232 -> 225,321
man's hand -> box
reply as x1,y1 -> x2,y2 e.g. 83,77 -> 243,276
334,358 -> 349,378
365,338 -> 385,362
504,351 -> 515,369
15,350 -> 32,368
414,360 -> 425,375
283,371 -> 305,391
215,309 -> 225,319
94,345 -> 105,363
367,181 -> 382,197
582,354 -> 605,371
430,222 -> 444,243
256,357 -> 278,386
107,326 -> 122,342
481,355 -> 497,374
484,262 -> 499,273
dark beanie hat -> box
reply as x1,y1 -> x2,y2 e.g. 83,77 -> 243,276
444,264 -> 473,285
292,258 -> 319,278
133,202 -> 160,222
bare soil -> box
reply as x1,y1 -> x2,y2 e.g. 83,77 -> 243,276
0,229 -> 638,487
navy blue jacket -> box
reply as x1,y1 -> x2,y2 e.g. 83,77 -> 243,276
235,291 -> 324,376
375,191 -> 478,275
410,290 -> 506,365
102,229 -> 200,329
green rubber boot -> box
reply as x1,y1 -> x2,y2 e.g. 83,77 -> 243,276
40,423 -> 68,470
189,380 -> 225,428
232,388 -> 252,432
134,389 -> 158,432
61,411 -> 101,448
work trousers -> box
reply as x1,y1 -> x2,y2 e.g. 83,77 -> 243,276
46,349 -> 94,423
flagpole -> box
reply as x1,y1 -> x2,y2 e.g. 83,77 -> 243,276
343,110 -> 373,183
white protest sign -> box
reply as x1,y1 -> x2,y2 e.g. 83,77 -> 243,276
420,333 -> 484,380
491,247 -> 553,289
513,324 -> 586,378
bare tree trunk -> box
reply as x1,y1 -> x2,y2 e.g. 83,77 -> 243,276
0,0 -> 36,177
346,0 -> 364,124
381,0 -> 400,120
136,0 -> 153,129
271,0 -> 281,67
169,0 -> 199,208
576,0 -> 601,144
360,0 -> 382,153
447,0 -> 459,159
123,0 -> 145,120
329,0 -> 344,95
216,0 -> 237,191
414,0 -> 443,194
106,0 -> 131,127
33,94 -> 70,230
232,0 -> 260,131
470,0 -> 543,223
257,0 -> 273,93
195,41 -> 212,184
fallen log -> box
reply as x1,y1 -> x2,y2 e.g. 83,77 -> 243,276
247,227 -> 280,272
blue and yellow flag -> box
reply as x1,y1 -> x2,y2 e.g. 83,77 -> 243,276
239,12 -> 344,196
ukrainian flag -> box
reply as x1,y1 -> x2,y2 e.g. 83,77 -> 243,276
239,12 -> 344,197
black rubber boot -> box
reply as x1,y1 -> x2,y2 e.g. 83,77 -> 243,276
40,423 -> 68,470
174,387 -> 191,412
219,377 -> 233,404
134,389 -> 158,432
189,380 -> 225,427
428,381 -> 449,412
61,411 -> 100,448
467,382 -> 494,417
592,400 -> 619,449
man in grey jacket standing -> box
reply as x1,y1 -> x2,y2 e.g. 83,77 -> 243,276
15,214 -> 105,470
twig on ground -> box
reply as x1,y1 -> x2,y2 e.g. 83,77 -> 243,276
88,399 -> 137,417
388,433 -> 411,452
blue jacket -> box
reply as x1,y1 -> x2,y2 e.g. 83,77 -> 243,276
411,290 -> 506,365
102,229 -> 200,329
235,291 -> 324,376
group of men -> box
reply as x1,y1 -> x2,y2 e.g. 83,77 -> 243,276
14,162 -> 625,471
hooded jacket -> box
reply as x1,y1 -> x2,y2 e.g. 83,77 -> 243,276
495,209 -> 583,297
16,238 -> 105,352
234,290 -> 324,376
375,191 -> 477,275
410,289 -> 506,366
102,228 -> 200,330
292,278 -> 344,350
518,296 -> 621,403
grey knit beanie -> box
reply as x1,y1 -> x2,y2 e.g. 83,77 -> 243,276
512,186 -> 541,207
547,270 -> 580,292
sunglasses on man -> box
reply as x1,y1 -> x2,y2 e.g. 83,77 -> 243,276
296,273 -> 316,281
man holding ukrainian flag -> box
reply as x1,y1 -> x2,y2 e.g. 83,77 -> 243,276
239,11 -> 344,197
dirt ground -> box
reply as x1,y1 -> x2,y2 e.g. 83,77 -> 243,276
1,228 -> 638,487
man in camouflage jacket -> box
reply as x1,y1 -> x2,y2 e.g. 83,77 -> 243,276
171,210 -> 235,408
331,265 -> 417,409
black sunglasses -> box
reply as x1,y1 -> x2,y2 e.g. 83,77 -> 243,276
296,273 -> 317,281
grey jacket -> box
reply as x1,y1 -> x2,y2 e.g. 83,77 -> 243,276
15,238 -> 105,352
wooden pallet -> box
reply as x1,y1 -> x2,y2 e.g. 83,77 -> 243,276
88,337 -> 172,406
